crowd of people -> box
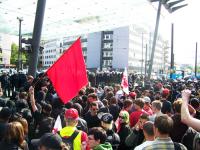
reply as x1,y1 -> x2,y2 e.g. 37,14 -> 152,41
0,70 -> 200,150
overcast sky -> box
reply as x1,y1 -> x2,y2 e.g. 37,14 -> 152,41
159,0 -> 200,66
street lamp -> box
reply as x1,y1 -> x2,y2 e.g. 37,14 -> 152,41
17,17 -> 23,72
147,0 -> 188,80
195,42 -> 198,77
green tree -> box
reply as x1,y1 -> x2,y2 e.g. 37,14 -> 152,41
10,43 -> 28,66
10,43 -> 18,65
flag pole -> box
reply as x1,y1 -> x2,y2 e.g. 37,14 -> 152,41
31,73 -> 47,88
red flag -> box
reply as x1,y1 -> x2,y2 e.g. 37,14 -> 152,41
46,38 -> 88,104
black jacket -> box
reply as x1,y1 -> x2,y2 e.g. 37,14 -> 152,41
106,129 -> 120,150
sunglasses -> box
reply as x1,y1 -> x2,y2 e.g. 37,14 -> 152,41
92,108 -> 99,111
119,116 -> 125,119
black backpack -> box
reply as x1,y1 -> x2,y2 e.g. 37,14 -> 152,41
182,127 -> 200,150
61,130 -> 79,150
173,142 -> 182,150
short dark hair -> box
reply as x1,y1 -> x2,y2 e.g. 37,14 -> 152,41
88,93 -> 97,100
143,121 -> 154,136
123,99 -> 133,109
110,96 -> 117,105
154,115 -> 173,134
89,127 -> 107,144
140,113 -> 149,120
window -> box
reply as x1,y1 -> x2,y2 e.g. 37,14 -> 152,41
103,51 -> 112,57
104,34 -> 112,40
103,42 -> 112,49
103,60 -> 112,66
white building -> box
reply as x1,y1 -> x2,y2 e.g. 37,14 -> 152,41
41,35 -> 87,68
0,33 -> 18,65
87,25 -> 169,74
41,25 -> 169,74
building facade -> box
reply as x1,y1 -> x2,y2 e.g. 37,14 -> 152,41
87,25 -> 169,74
41,25 -> 169,74
0,33 -> 18,65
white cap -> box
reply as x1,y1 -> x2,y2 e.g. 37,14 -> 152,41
143,96 -> 151,103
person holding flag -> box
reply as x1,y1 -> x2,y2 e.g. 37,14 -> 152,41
46,37 -> 88,104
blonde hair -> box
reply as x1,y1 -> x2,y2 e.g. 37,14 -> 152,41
17,118 -> 28,135
4,121 -> 25,148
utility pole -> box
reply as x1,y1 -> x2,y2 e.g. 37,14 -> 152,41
148,0 -> 188,80
145,44 -> 148,77
141,33 -> 144,75
195,42 -> 198,77
170,23 -> 174,78
28,0 -> 46,77
148,0 -> 162,80
17,17 -> 23,72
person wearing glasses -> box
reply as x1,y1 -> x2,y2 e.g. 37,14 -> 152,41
117,111 -> 131,150
84,102 -> 101,128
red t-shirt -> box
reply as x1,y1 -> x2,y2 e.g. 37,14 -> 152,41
130,110 -> 146,127
143,107 -> 153,115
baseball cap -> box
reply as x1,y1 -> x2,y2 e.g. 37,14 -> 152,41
162,88 -> 170,95
143,96 -> 151,103
129,92 -> 137,99
65,108 -> 79,120
98,113 -> 113,124
31,133 -> 62,150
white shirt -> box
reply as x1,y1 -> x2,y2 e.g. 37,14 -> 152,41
115,90 -> 123,100
134,141 -> 154,150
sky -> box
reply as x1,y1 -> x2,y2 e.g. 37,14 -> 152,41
159,0 -> 200,65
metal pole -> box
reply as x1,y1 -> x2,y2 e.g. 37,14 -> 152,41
141,33 -> 144,75
195,42 -> 198,77
148,1 -> 162,80
28,0 -> 46,77
170,23 -> 174,78
145,44 -> 148,77
17,17 -> 23,72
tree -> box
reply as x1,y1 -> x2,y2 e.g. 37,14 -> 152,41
10,43 -> 18,65
10,43 -> 28,67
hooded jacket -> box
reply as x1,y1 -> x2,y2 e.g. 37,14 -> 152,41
94,142 -> 113,150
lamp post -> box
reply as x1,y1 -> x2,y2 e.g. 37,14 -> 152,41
145,43 -> 148,77
17,17 -> 23,72
195,42 -> 198,77
148,0 -> 188,80
141,32 -> 144,75
170,23 -> 174,78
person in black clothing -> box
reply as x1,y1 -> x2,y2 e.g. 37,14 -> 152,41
109,96 -> 120,121
84,102 -> 101,128
10,72 -> 19,94
117,111 -> 131,150
0,107 -> 11,141
99,113 -> 120,150
18,72 -> 27,91
125,113 -> 149,149
0,72 -> 10,97
29,86 -> 54,138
